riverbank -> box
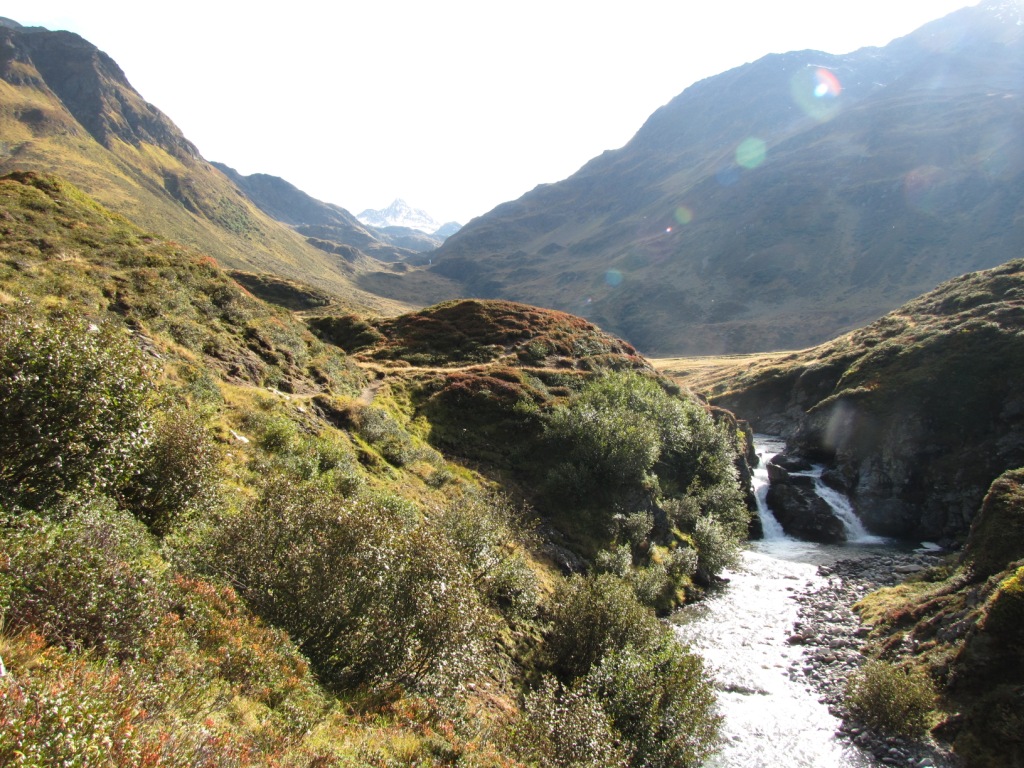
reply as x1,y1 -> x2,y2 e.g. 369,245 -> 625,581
789,550 -> 959,768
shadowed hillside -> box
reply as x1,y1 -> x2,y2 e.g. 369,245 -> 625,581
664,258 -> 1024,542
417,2 -> 1024,355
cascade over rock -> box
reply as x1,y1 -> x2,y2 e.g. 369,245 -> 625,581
712,260 -> 1024,543
764,458 -> 846,543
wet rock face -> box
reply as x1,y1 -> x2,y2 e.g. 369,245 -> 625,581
766,458 -> 846,543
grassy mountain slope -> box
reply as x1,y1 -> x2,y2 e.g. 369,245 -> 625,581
0,21 -> 410,315
0,170 -> 738,766
416,3 -> 1024,355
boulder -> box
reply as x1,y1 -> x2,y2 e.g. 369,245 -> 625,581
766,478 -> 846,543
767,456 -> 814,486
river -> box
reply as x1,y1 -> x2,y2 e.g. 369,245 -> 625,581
674,436 -> 904,768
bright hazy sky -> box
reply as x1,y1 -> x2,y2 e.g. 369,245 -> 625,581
4,1 -> 981,224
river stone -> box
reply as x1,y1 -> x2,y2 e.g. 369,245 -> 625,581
766,480 -> 847,543
769,453 -> 815,473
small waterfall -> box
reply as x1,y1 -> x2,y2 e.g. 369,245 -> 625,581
810,472 -> 886,544
788,465 -> 887,544
753,436 -> 885,545
752,436 -> 788,540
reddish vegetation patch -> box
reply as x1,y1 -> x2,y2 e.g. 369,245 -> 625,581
342,299 -> 646,369
438,369 -> 541,408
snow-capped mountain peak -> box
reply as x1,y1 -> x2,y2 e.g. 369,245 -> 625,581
357,199 -> 448,234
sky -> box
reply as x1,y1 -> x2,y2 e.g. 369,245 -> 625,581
3,1 -> 982,225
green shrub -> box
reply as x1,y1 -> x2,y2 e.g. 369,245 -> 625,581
436,491 -> 540,620
690,516 -> 741,578
242,409 -> 299,454
541,371 -> 747,550
595,544 -> 687,610
544,373 -> 663,502
582,635 -> 722,768
1,502 -> 166,659
0,309 -> 155,509
199,481 -> 492,692
844,660 -> 936,736
352,404 -> 432,467
512,676 -> 632,767
545,572 -> 663,681
119,407 -> 221,535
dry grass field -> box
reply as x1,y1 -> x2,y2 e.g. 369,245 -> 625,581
650,351 -> 802,398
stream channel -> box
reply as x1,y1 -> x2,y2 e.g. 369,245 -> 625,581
674,436 -> 913,768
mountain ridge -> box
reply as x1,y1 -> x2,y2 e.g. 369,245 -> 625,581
0,21 -> 414,316
358,197 -> 459,236
414,2 -> 1024,356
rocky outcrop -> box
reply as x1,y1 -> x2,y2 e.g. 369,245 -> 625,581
765,458 -> 846,543
714,259 -> 1024,544
850,469 -> 1024,768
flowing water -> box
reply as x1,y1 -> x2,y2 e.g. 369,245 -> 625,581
675,436 -> 901,768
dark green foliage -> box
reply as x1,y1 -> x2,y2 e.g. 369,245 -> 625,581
844,660 -> 936,737
514,677 -> 632,767
199,481 -> 492,692
1,502 -> 165,659
545,572 -> 663,681
582,636 -> 722,768
544,371 -> 745,514
544,372 -> 674,502
119,407 -> 221,535
0,309 -> 155,509
689,516 -> 742,577
435,491 -> 540,620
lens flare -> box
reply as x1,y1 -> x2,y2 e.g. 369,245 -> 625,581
674,206 -> 694,225
736,137 -> 767,169
604,269 -> 623,287
790,67 -> 842,121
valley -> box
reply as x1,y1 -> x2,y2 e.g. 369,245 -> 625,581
0,3 -> 1023,767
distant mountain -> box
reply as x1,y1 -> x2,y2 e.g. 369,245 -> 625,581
212,163 -> 417,262
0,21 -> 411,314
418,2 -> 1024,356
358,198 -> 460,238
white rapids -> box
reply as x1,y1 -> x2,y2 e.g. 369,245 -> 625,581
675,436 -> 897,767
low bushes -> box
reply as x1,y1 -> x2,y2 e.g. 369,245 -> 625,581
197,481 -> 493,693
513,677 -> 632,767
844,660 -> 936,736
1,503 -> 165,660
581,637 -> 721,768
0,309 -> 155,510
544,572 -> 664,681
119,407 -> 221,535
